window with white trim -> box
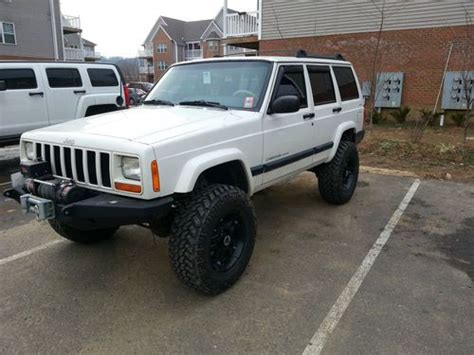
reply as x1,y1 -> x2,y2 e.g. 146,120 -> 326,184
208,40 -> 219,52
158,61 -> 167,71
0,21 -> 16,45
157,43 -> 167,53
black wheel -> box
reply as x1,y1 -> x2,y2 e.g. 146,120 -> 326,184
169,184 -> 256,295
317,141 -> 359,205
48,220 -> 118,244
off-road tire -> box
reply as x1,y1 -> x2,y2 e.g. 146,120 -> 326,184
48,220 -> 118,244
317,141 -> 359,205
169,184 -> 256,295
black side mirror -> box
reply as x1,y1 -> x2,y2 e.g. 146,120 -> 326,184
0,80 -> 6,91
270,95 -> 300,114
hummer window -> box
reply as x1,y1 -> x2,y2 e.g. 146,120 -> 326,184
0,69 -> 37,90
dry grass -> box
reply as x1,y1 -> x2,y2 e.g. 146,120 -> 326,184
359,125 -> 474,183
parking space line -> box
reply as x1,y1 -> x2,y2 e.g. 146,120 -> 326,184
0,181 -> 12,187
0,239 -> 64,267
303,179 -> 421,355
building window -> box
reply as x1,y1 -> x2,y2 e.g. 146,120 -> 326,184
0,21 -> 16,44
158,61 -> 167,71
157,43 -> 167,53
208,40 -> 219,52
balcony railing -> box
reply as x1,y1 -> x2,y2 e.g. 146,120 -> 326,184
139,66 -> 154,74
84,49 -> 101,60
138,49 -> 153,58
185,49 -> 203,61
62,15 -> 81,31
225,11 -> 259,37
64,48 -> 84,61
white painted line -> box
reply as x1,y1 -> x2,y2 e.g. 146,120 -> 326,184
0,239 -> 64,267
303,179 -> 421,355
0,181 -> 12,187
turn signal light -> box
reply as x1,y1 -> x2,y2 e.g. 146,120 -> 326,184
115,182 -> 142,194
151,160 -> 160,192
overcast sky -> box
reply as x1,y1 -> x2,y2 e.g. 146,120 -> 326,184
60,0 -> 258,58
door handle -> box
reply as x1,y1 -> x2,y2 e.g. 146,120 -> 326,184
303,113 -> 315,120
333,107 -> 342,113
74,90 -> 87,94
29,92 -> 44,97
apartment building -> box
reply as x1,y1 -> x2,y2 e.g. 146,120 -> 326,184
259,0 -> 473,111
139,2 -> 259,82
0,0 -> 99,62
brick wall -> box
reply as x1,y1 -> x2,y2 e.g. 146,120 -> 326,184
203,40 -> 222,58
260,25 -> 473,110
153,29 -> 175,81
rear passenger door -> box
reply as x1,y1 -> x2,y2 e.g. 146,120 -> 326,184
307,65 -> 340,161
44,67 -> 85,126
0,66 -> 49,138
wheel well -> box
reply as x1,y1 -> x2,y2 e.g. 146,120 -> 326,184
85,105 -> 118,117
199,161 -> 249,193
341,128 -> 356,142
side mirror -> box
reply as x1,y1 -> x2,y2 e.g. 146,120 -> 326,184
0,80 -> 6,91
270,95 -> 300,114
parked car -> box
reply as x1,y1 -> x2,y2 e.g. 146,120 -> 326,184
128,81 -> 153,93
0,62 -> 128,145
128,87 -> 147,105
5,54 -> 364,295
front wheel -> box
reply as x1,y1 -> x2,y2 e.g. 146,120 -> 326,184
48,220 -> 118,244
169,184 -> 256,295
317,141 -> 359,205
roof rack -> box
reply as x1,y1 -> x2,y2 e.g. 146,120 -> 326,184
295,49 -> 345,61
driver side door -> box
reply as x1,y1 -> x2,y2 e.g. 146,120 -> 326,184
262,64 -> 315,184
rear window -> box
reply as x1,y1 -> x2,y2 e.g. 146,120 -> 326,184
333,66 -> 359,101
308,65 -> 336,106
87,68 -> 119,87
46,68 -> 82,88
0,69 -> 37,90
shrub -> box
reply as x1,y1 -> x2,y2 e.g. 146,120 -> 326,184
450,112 -> 472,127
419,109 -> 441,126
370,110 -> 385,124
389,106 -> 411,124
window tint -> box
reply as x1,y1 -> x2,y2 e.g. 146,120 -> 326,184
308,66 -> 336,105
87,68 -> 118,87
333,66 -> 359,101
46,68 -> 82,88
275,65 -> 307,108
0,69 -> 37,90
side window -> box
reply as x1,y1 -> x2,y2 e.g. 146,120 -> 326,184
333,66 -> 359,101
46,68 -> 82,88
0,69 -> 37,90
308,65 -> 336,106
274,65 -> 307,109
87,68 -> 119,87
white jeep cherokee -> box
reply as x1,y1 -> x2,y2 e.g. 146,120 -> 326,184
6,54 -> 365,295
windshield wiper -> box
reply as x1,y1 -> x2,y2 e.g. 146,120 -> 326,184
143,99 -> 175,106
179,100 -> 228,110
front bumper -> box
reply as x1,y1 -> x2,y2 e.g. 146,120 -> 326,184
4,173 -> 174,231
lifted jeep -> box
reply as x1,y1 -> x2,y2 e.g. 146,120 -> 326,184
5,54 -> 365,295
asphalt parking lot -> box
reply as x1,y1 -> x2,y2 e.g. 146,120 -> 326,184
1,145 -> 473,354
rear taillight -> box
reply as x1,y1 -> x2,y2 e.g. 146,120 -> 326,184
123,84 -> 130,108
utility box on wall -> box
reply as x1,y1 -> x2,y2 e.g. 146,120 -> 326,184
374,72 -> 404,108
441,71 -> 474,110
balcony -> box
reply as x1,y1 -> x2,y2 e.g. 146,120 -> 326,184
84,49 -> 101,60
225,11 -> 259,37
62,15 -> 82,34
138,49 -> 153,58
139,66 -> 154,75
185,49 -> 203,61
64,48 -> 84,61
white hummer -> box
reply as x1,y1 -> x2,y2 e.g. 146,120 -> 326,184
6,54 -> 365,295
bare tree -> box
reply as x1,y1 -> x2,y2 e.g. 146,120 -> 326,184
459,5 -> 473,146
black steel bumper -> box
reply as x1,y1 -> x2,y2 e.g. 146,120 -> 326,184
355,130 -> 365,145
4,187 -> 174,231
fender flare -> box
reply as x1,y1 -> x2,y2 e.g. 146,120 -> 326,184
327,121 -> 357,161
174,148 -> 254,194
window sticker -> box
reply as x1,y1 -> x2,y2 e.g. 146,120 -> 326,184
243,96 -> 255,108
203,71 -> 211,84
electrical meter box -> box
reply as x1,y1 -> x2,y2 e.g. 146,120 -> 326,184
441,71 -> 473,110
374,72 -> 404,108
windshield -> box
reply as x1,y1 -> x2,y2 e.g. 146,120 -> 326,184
145,61 -> 273,111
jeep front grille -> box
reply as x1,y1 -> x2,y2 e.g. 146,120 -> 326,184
34,143 -> 112,188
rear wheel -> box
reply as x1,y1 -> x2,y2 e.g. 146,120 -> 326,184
317,141 -> 359,205
169,184 -> 256,295
48,220 -> 118,244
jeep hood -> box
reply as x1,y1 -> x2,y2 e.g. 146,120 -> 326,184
26,106 -> 245,145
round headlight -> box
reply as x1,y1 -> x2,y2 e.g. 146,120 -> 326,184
25,142 -> 35,160
121,156 -> 141,181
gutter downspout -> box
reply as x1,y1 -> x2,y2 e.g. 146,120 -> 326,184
49,0 -> 59,60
